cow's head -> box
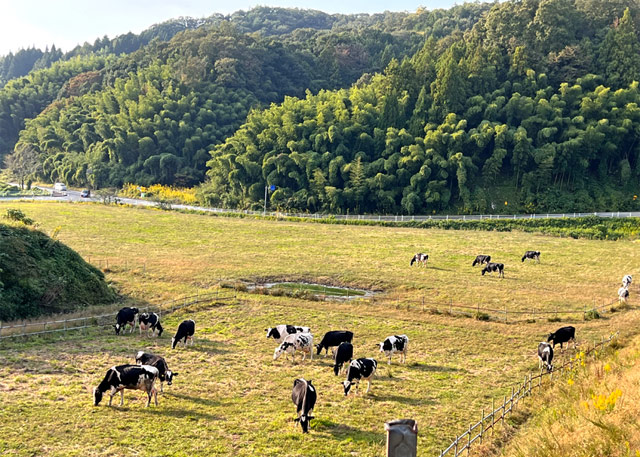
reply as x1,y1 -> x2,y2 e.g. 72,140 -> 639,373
93,387 -> 103,406
113,323 -> 121,335
315,344 -> 323,355
274,342 -> 292,360
342,380 -> 354,396
546,333 -> 554,343
265,328 -> 280,340
165,370 -> 177,386
131,307 -> 139,315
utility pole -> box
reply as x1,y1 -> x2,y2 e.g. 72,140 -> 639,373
264,185 -> 268,215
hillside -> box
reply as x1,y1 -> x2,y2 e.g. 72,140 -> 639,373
493,332 -> 640,457
0,217 -> 115,320
2,1 -> 640,214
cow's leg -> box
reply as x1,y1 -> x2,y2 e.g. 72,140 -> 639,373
119,389 -> 124,406
153,386 -> 158,406
388,354 -> 392,365
310,348 -> 313,361
108,388 -> 116,406
160,380 -> 164,393
366,379 -> 371,393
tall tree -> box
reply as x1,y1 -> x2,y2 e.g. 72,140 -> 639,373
598,8 -> 640,88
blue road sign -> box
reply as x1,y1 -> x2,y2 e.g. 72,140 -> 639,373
269,185 -> 276,191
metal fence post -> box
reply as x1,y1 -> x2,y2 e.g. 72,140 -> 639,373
385,419 -> 417,457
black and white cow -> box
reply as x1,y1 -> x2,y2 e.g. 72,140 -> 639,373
547,326 -> 576,351
135,351 -> 177,392
343,358 -> 377,396
618,287 -> 630,303
521,251 -> 541,263
93,364 -> 159,407
316,330 -> 354,356
378,335 -> 409,364
537,342 -> 554,372
273,333 -> 314,362
481,262 -> 505,278
410,253 -> 428,267
138,312 -> 163,337
291,378 -> 317,433
622,275 -> 633,289
334,342 -> 353,376
472,255 -> 491,267
265,325 -> 311,343
113,307 -> 139,335
171,319 -> 195,349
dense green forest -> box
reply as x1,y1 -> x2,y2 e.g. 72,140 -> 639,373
3,2 -> 640,213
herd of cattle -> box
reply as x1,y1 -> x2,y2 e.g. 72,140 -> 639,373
93,253 -> 634,434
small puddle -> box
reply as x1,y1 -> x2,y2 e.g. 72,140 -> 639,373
246,281 -> 377,300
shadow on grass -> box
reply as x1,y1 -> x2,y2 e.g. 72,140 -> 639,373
138,405 -> 223,421
369,393 -> 434,406
313,418 -> 385,445
408,362 -> 462,373
181,339 -> 231,355
165,391 -> 225,408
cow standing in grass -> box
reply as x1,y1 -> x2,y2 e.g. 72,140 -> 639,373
291,378 -> 316,433
172,319 -> 195,349
114,307 -> 139,335
139,312 -> 163,337
316,330 -> 353,356
333,342 -> 353,376
547,326 -> 576,352
266,325 -> 311,343
472,255 -> 491,267
135,351 -> 176,392
538,342 -> 554,373
481,262 -> 505,278
618,287 -> 630,303
622,275 -> 632,289
93,364 -> 159,407
410,253 -> 428,267
378,335 -> 409,364
343,358 -> 377,396
522,251 -> 541,263
274,333 -> 314,362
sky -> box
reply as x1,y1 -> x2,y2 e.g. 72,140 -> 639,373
0,0 -> 462,56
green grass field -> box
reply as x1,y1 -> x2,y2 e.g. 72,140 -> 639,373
0,201 -> 638,456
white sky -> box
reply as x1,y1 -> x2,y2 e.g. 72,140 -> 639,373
0,0 -> 463,55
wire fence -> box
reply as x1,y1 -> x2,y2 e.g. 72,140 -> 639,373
438,332 -> 619,457
0,289 -> 236,341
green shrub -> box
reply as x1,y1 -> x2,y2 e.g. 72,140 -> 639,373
4,209 -> 34,226
584,308 -> 601,320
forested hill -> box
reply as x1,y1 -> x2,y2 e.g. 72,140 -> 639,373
0,4 -> 486,188
3,1 -> 640,214
203,1 -> 640,214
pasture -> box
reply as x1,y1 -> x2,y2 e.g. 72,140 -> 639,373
0,201 -> 638,456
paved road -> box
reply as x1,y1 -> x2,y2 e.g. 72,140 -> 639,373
2,183 -> 639,221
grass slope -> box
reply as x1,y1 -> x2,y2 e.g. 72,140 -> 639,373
0,201 -> 638,456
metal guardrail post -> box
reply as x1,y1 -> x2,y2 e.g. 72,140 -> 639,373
385,419 -> 417,457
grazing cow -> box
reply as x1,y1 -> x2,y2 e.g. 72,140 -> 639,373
114,307 -> 139,335
316,330 -> 354,356
472,255 -> 491,267
378,335 -> 409,364
291,378 -> 317,433
274,333 -> 314,362
343,358 -> 377,396
171,319 -> 195,349
93,364 -> 159,407
410,253 -> 428,267
481,262 -> 505,278
547,326 -> 576,351
521,251 -> 541,263
138,312 -> 163,337
265,325 -> 311,343
538,342 -> 554,372
622,275 -> 632,289
135,351 -> 177,392
334,342 -> 354,376
618,287 -> 630,303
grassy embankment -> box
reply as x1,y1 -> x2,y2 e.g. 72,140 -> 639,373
0,201 -> 637,456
